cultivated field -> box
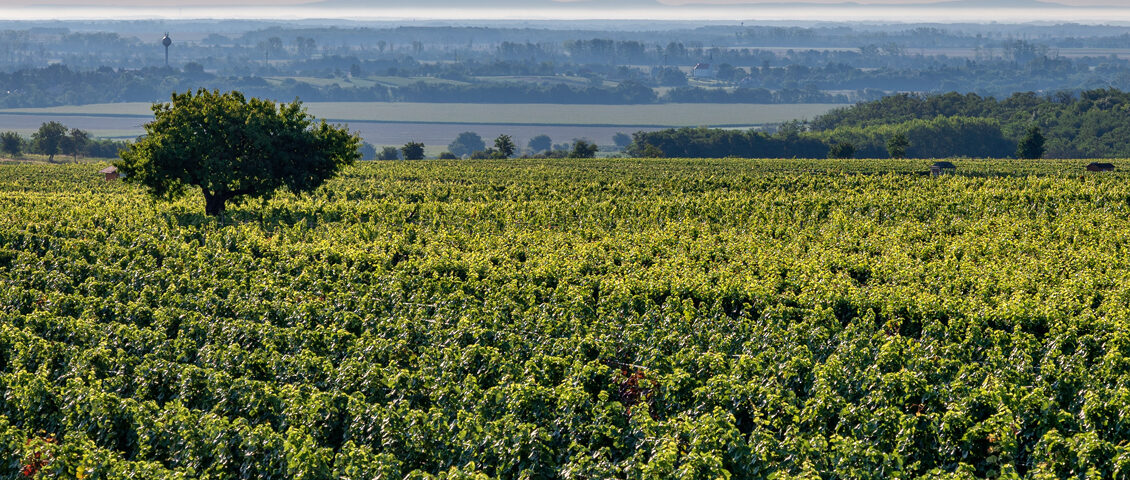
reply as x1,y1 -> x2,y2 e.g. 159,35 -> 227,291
0,102 -> 844,149
0,158 -> 1128,478
0,114 -> 145,139
0,102 -> 844,127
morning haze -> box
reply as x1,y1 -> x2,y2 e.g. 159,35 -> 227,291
5,0 -> 1130,21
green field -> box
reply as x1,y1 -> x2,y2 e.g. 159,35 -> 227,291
0,102 -> 846,127
2,158 -> 1128,478
264,76 -> 473,89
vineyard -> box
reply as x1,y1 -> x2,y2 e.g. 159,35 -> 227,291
1,158 -> 1129,479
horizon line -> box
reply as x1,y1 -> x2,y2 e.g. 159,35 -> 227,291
2,5 -> 1130,24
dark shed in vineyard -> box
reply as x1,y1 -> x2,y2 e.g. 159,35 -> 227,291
1086,162 -> 1115,172
930,161 -> 956,176
99,166 -> 120,181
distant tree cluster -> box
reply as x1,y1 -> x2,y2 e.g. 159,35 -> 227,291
0,122 -> 127,161
442,132 -> 574,160
812,89 -> 1130,158
627,116 -> 1019,160
626,126 -> 828,159
816,116 -> 1016,159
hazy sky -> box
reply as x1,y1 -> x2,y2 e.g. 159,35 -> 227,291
3,0 -> 1130,22
1,0 -> 1129,5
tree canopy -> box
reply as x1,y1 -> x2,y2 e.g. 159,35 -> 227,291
1016,125 -> 1046,160
448,132 -> 486,158
494,134 -> 516,158
527,135 -> 552,153
401,142 -> 425,160
32,122 -> 67,162
116,89 -> 360,216
0,131 -> 21,157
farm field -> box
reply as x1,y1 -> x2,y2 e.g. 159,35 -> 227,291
0,102 -> 843,150
0,102 -> 843,128
0,113 -> 660,147
0,114 -> 145,140
2,158 -> 1129,478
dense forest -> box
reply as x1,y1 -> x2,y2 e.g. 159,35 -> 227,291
629,88 -> 1130,159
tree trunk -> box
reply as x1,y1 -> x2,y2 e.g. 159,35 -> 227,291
203,190 -> 227,217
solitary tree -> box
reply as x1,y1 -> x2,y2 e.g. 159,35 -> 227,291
378,146 -> 401,160
494,134 -> 516,158
887,133 -> 909,159
569,139 -> 599,159
448,132 -> 485,158
527,134 -> 552,154
32,121 -> 68,162
0,131 -> 21,157
116,89 -> 360,216
1016,125 -> 1045,159
402,142 -> 425,160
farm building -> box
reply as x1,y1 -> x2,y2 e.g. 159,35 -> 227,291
1086,162 -> 1115,172
692,63 -> 716,79
99,166 -> 121,181
930,161 -> 957,176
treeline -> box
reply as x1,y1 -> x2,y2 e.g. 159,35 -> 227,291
0,64 -> 854,107
629,88 -> 1130,159
814,89 -> 1130,158
626,125 -> 828,159
1,55 -> 1128,108
627,116 -> 1016,160
0,122 -> 128,160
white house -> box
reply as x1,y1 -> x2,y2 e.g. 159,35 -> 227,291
692,63 -> 716,79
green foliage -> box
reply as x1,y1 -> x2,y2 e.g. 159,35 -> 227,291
470,148 -> 501,160
0,131 -> 22,157
5,125 -> 124,160
115,89 -> 361,216
527,135 -> 552,154
494,135 -> 516,159
569,139 -> 599,158
627,127 -> 828,159
827,142 -> 855,159
402,142 -> 426,160
379,146 -> 402,161
813,89 -> 1130,158
62,128 -> 90,161
32,121 -> 67,162
887,132 -> 909,159
1,158 -> 1130,479
819,116 -> 1016,159
449,132 -> 486,158
1016,126 -> 1046,160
